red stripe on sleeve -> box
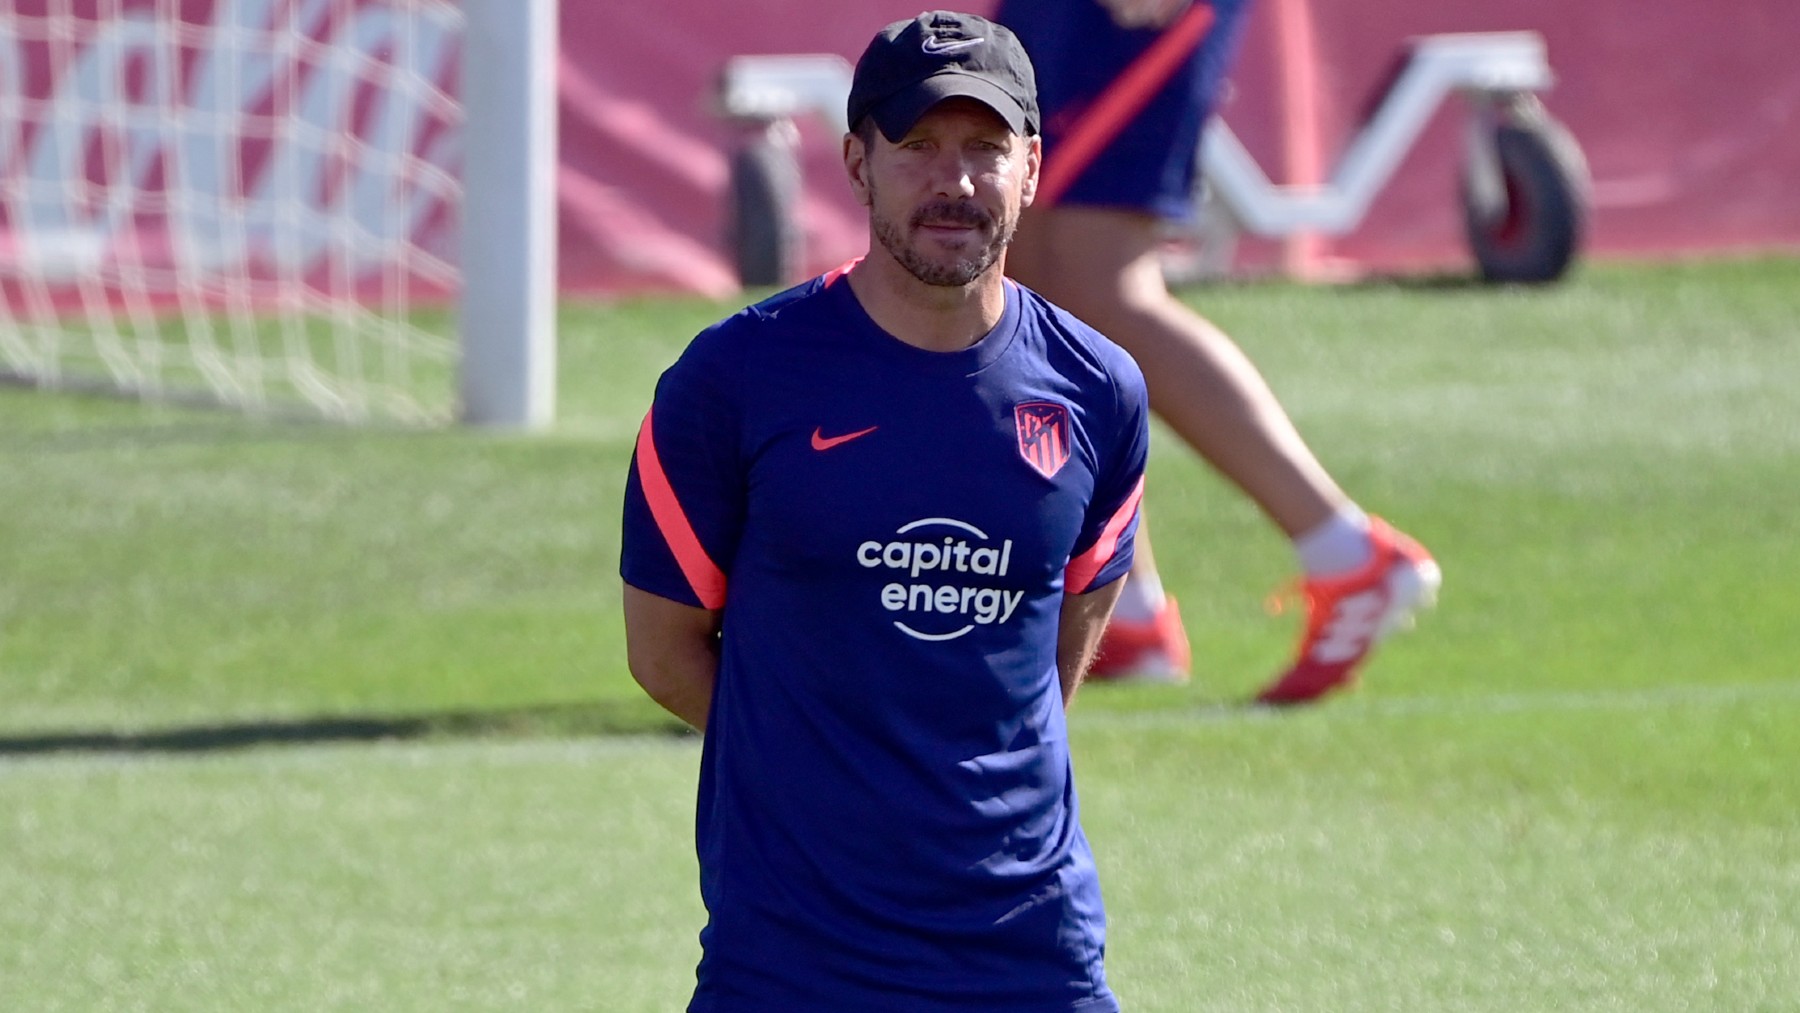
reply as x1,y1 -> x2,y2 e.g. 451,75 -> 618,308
1036,4 -> 1216,208
634,407 -> 728,609
1064,475 -> 1146,594
821,256 -> 863,287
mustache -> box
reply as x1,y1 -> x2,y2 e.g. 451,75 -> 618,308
910,201 -> 994,230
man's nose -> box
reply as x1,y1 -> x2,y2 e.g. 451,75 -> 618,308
929,151 -> 977,198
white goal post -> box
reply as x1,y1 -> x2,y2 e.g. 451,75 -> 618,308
0,0 -> 556,428
460,0 -> 556,428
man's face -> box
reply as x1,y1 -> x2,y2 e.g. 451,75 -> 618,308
849,98 -> 1040,288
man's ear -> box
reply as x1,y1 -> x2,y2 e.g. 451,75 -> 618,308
844,132 -> 874,208
1019,134 -> 1043,208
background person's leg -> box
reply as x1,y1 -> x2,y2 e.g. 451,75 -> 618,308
1008,204 -> 1439,701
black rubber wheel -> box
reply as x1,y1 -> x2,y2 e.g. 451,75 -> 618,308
728,131 -> 801,288
1461,107 -> 1589,284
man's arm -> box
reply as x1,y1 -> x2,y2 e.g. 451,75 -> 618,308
623,585 -> 722,731
1056,577 -> 1128,708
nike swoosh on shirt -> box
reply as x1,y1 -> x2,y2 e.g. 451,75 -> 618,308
811,425 -> 878,451
921,35 -> 983,55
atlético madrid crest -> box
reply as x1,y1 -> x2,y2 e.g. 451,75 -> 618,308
1014,401 -> 1072,479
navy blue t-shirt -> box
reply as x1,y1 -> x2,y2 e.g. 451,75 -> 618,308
621,267 -> 1149,1013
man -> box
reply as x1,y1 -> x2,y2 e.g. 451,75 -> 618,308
996,0 -> 1442,702
622,12 -> 1143,1011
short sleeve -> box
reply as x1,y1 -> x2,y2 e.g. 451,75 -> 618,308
1063,351 -> 1150,595
620,332 -> 747,609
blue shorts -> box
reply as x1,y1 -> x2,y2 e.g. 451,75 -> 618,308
995,0 -> 1253,221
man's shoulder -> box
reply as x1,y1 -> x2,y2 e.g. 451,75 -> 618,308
740,272 -> 854,330
677,273 -> 846,370
1010,282 -> 1145,390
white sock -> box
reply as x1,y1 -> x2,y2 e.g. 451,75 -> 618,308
1111,571 -> 1167,623
1294,506 -> 1374,578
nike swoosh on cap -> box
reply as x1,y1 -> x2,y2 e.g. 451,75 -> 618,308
811,425 -> 878,451
921,35 -> 983,55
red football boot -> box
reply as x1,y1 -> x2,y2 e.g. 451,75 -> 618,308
1256,518 -> 1441,706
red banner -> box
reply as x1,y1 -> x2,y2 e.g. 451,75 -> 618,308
560,0 -> 1800,293
6,1 -> 1798,302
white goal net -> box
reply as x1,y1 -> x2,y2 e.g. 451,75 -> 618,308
0,0 -> 466,423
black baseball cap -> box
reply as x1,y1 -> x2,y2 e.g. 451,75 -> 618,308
846,11 -> 1039,142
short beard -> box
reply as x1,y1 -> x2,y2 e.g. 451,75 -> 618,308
870,190 -> 1015,288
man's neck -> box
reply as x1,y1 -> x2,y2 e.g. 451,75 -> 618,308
846,252 -> 1007,353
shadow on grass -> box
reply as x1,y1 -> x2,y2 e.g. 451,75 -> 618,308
0,700 -> 693,758
0,697 -> 1288,757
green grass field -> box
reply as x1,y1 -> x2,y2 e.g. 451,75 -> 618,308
3,256 -> 1797,1010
